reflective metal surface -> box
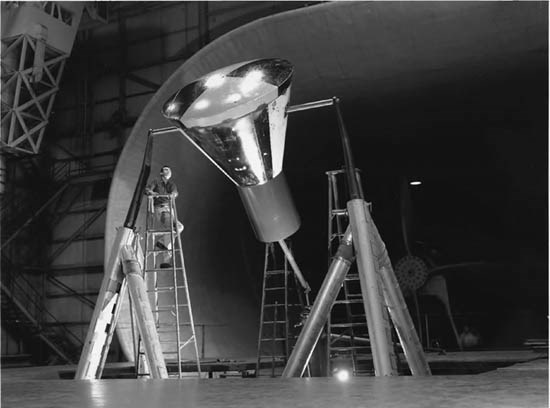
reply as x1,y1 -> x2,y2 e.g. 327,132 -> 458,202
162,59 -> 293,187
237,172 -> 300,242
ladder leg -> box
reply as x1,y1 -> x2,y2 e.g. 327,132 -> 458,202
256,244 -> 270,375
172,197 -> 201,376
141,195 -> 201,378
271,302 -> 278,377
284,249 -> 290,361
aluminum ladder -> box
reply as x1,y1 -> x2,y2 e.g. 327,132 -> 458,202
137,194 -> 201,378
256,240 -> 310,377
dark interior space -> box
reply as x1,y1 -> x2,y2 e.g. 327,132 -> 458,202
281,42 -> 548,349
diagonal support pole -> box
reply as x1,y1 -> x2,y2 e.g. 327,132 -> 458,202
348,198 -> 398,376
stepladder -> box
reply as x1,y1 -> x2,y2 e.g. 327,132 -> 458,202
326,169 -> 385,376
136,194 -> 201,378
256,240 -> 311,377
282,165 -> 430,378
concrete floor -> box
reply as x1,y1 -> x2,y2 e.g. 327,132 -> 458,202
1,357 -> 547,408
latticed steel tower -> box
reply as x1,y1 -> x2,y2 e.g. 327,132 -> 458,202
1,2 -> 83,156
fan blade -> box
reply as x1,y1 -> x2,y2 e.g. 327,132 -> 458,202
428,262 -> 498,275
420,275 -> 462,350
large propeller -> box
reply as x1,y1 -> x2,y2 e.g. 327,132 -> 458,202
394,178 -> 465,350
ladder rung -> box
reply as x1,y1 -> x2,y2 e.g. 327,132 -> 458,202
159,340 -> 196,346
156,327 -> 192,333
262,320 -> 287,324
334,299 -> 363,304
147,286 -> 186,293
264,303 -> 302,307
147,248 -> 182,253
151,305 -> 188,312
344,275 -> 360,281
265,269 -> 286,275
147,229 -> 178,234
260,338 -> 287,341
265,287 -> 285,291
145,267 -> 184,272
330,323 -> 367,328
259,355 -> 286,358
330,346 -> 371,351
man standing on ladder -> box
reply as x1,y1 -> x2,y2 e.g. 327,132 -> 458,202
145,165 -> 184,267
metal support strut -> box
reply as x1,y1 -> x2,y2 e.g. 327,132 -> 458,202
282,97 -> 430,378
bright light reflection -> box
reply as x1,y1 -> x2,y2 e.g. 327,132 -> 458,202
194,99 -> 210,110
409,180 -> 422,186
239,70 -> 264,94
166,102 -> 177,112
205,73 -> 225,88
234,118 -> 264,182
335,369 -> 350,382
225,93 -> 242,103
90,380 -> 108,407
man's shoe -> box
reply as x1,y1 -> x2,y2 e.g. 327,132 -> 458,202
160,263 -> 172,269
155,241 -> 169,251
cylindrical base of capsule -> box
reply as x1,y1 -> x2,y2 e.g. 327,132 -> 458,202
238,172 -> 300,243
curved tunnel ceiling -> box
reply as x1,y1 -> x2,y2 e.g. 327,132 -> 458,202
108,2 -> 548,359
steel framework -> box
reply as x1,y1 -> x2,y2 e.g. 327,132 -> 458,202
1,34 -> 67,154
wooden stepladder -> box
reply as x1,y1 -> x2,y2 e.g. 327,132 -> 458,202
136,194 -> 201,378
256,240 -> 310,377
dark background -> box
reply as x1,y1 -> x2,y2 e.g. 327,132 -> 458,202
276,46 -> 548,349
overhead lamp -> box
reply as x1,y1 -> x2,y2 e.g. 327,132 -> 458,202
409,180 -> 422,186
161,58 -> 299,243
